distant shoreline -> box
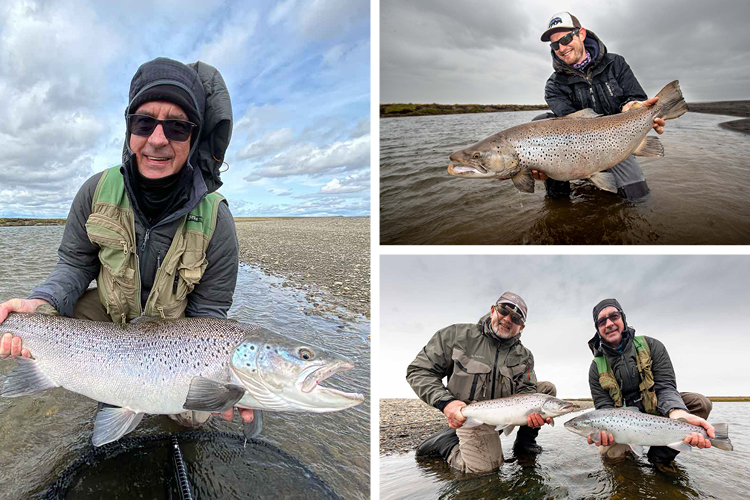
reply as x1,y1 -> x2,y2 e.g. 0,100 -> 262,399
0,216 -> 367,227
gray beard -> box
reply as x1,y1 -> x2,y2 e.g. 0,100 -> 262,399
490,320 -> 515,340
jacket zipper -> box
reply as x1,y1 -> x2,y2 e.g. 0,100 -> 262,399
490,347 -> 500,399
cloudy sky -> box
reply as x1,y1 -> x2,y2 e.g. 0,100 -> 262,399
380,255 -> 750,399
0,0 -> 369,218
381,0 -> 750,104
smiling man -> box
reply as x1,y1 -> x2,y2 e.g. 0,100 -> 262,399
534,12 -> 667,200
407,292 -> 557,474
0,57 -> 251,426
587,298 -> 714,469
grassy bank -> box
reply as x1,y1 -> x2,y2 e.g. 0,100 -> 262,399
381,103 -> 549,118
0,218 -> 67,227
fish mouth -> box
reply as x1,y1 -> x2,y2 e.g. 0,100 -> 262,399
299,361 -> 363,402
447,162 -> 489,176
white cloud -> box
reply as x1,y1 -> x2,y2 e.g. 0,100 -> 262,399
237,127 -> 296,159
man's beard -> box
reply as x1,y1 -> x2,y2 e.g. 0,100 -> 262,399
491,320 -> 516,340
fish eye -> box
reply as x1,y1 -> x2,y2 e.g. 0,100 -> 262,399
299,348 -> 314,360
472,152 -> 481,159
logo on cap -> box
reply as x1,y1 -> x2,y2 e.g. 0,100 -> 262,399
548,17 -> 563,28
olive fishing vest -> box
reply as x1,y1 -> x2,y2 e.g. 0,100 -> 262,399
85,166 -> 225,323
594,336 -> 659,415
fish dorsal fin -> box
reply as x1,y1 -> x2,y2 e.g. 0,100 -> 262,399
92,406 -> 144,447
183,376 -> 246,412
562,108 -> 601,119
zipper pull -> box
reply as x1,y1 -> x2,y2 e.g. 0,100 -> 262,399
157,251 -> 162,269
141,229 -> 151,252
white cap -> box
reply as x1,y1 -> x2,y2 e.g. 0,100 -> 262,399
541,12 -> 582,42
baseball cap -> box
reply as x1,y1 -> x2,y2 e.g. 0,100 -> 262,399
541,12 -> 582,42
495,292 -> 528,322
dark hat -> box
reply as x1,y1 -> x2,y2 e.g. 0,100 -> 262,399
495,292 -> 527,322
541,12 -> 582,42
128,84 -> 199,127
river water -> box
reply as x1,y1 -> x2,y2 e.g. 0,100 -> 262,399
380,111 -> 750,245
380,402 -> 750,499
0,226 -> 370,500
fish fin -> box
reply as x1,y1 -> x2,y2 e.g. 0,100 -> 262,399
92,407 -> 144,447
708,425 -> 733,452
511,169 -> 535,193
463,416 -> 483,428
655,80 -> 688,121
621,406 -> 640,411
588,432 -> 602,446
667,441 -> 692,453
183,376 -> 246,412
244,409 -> 263,439
633,136 -> 664,157
588,171 -> 618,193
1,357 -> 59,397
628,101 -> 645,111
501,425 -> 515,436
562,108 -> 602,119
629,444 -> 644,456
548,418 -> 555,428
712,422 -> 729,438
129,315 -> 162,324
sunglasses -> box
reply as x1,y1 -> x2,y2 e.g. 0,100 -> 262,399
127,114 -> 196,142
550,28 -> 580,51
596,311 -> 622,329
495,304 -> 524,326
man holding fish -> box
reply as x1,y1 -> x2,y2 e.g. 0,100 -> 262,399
407,292 -> 562,474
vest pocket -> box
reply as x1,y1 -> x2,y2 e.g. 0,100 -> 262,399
447,349 -> 491,402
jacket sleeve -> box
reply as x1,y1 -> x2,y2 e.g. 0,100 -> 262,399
544,77 -> 578,117
612,55 -> 647,110
589,361 -> 616,409
185,201 -> 238,319
27,174 -> 102,317
646,337 -> 688,416
406,326 -> 457,409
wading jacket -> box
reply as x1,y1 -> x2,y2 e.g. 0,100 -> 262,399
587,328 -> 688,416
407,315 -> 537,411
544,31 -> 648,117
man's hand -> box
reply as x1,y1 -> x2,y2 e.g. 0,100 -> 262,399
526,413 -> 552,428
443,400 -> 467,429
586,430 -> 616,446
669,409 -> 714,449
622,97 -> 666,134
0,298 -> 51,359
214,408 -> 255,423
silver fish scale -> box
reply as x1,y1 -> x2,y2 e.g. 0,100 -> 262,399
507,107 -> 658,180
1,313 -> 261,414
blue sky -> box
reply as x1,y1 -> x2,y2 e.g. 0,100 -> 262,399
0,0 -> 370,217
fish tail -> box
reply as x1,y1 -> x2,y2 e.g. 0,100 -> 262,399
709,422 -> 734,451
655,80 -> 688,121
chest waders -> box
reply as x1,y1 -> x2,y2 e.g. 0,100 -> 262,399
594,336 -> 659,415
85,166 -> 225,323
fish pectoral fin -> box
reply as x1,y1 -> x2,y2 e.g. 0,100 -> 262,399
629,444 -> 644,456
1,357 -> 59,397
561,108 -> 602,119
548,418 -> 555,428
511,170 -> 535,193
183,376 -> 246,412
498,425 -> 515,436
588,171 -> 618,193
243,409 -> 264,439
92,406 -> 144,447
588,432 -> 602,446
633,136 -> 664,157
667,441 -> 693,453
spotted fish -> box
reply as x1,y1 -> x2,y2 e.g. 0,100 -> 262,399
564,407 -> 733,456
0,313 -> 364,446
461,393 -> 576,435
447,81 -> 688,193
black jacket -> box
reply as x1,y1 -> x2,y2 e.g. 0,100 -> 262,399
544,31 -> 647,117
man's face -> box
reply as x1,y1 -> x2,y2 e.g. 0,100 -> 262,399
490,304 -> 524,339
597,305 -> 625,347
129,100 -> 192,179
550,27 -> 587,66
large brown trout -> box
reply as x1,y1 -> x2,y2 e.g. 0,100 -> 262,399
448,81 -> 688,193
0,313 -> 364,446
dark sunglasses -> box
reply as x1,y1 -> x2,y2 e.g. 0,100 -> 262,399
127,114 -> 196,142
550,28 -> 580,51
495,304 -> 524,326
596,311 -> 622,329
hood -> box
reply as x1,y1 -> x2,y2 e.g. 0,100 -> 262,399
551,30 -> 607,76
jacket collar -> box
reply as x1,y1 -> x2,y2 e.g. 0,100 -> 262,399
588,326 -> 635,357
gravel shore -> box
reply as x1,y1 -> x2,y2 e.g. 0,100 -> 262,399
234,217 -> 370,321
688,100 -> 750,135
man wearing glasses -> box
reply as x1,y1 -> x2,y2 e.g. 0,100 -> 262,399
587,298 -> 714,468
532,12 -> 667,200
0,57 -> 251,425
407,292 -> 557,473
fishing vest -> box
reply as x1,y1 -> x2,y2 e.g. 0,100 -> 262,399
594,336 -> 659,415
85,166 -> 225,323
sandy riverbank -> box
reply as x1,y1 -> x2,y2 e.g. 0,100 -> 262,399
234,217 -> 370,321
688,100 -> 750,135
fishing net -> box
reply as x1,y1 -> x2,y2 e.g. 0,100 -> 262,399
36,431 -> 341,500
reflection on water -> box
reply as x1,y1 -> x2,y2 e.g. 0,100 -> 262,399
0,226 -> 370,500
380,403 -> 749,500
380,111 -> 750,244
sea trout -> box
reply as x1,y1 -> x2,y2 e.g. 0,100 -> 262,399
0,313 -> 364,446
564,407 -> 733,456
461,393 -> 576,435
448,81 -> 688,193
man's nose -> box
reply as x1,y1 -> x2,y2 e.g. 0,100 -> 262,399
148,123 -> 169,146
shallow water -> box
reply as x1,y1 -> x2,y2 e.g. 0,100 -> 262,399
0,226 -> 370,500
380,111 -> 750,244
380,402 -> 750,500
